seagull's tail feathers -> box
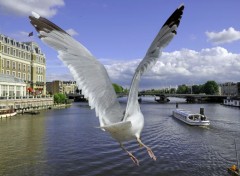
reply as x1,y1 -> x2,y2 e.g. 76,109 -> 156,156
100,121 -> 133,141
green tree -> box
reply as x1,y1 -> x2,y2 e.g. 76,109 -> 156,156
54,94 -> 60,104
170,88 -> 176,94
177,84 -> 190,94
192,85 -> 204,94
54,93 -> 67,104
112,83 -> 123,93
202,81 -> 219,95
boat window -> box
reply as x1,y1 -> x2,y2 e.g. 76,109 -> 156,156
193,115 -> 199,120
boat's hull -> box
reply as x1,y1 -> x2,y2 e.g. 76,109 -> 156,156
0,112 -> 17,118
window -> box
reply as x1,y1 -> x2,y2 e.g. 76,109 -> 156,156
18,63 -> 21,71
6,60 -> 10,68
28,65 -> 30,72
37,75 -> 43,82
9,85 -> 14,97
27,73 -> 31,81
1,85 -> 7,97
23,73 -> 26,80
12,62 -> 16,69
6,70 -> 10,75
16,86 -> 21,97
12,71 -> 16,77
1,59 -> 4,68
23,64 -> 26,71
18,72 -> 21,78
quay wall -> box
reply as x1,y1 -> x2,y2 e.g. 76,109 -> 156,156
0,96 -> 54,113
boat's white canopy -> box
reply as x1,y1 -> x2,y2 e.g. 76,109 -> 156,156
174,109 -> 202,117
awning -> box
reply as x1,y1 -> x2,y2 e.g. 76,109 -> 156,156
27,87 -> 34,92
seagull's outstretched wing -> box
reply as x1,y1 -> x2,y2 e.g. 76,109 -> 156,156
29,13 -> 124,126
124,4 -> 184,119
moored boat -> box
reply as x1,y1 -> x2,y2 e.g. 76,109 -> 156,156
172,109 -> 210,126
0,108 -> 17,118
223,97 -> 240,108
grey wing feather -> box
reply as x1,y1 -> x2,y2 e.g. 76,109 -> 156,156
29,14 -> 124,127
124,4 -> 184,119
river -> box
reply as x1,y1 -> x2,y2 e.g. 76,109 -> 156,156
0,97 -> 239,176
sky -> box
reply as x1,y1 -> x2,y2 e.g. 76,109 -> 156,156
0,0 -> 240,90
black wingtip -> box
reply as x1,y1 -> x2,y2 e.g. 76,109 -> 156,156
29,15 -> 69,38
163,3 -> 184,28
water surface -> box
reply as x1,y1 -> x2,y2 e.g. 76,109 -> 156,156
0,98 -> 239,176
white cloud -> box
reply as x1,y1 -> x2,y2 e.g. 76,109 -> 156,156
0,0 -> 64,17
46,47 -> 240,89
103,47 -> 240,89
206,27 -> 240,45
66,29 -> 79,36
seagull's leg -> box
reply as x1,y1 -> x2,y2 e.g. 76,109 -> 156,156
137,138 -> 157,161
120,143 -> 139,166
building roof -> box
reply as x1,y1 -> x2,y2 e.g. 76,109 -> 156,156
0,74 -> 25,84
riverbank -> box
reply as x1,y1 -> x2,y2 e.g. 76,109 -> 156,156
16,103 -> 72,114
0,103 -> 72,119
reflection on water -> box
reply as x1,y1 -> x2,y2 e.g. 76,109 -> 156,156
0,114 -> 46,176
0,97 -> 240,176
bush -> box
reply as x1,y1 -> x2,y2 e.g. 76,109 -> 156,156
54,93 -> 67,104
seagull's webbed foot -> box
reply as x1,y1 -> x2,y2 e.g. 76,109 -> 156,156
120,143 -> 139,166
129,152 -> 139,166
146,148 -> 157,161
137,138 -> 157,161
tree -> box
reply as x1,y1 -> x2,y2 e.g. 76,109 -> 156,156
192,85 -> 204,94
54,93 -> 67,104
202,81 -> 219,95
54,94 -> 60,104
177,84 -> 190,94
112,83 -> 123,93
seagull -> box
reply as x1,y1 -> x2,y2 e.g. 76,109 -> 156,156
29,4 -> 184,166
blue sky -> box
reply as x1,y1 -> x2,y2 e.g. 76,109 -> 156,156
0,0 -> 240,89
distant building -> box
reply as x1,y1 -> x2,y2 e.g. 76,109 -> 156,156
62,81 -> 78,94
46,80 -> 78,95
0,33 -> 46,95
219,82 -> 240,96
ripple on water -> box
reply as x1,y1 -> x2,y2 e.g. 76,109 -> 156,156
1,102 -> 239,176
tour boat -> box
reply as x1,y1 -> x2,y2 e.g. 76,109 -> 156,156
0,108 -> 17,118
172,109 -> 210,126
